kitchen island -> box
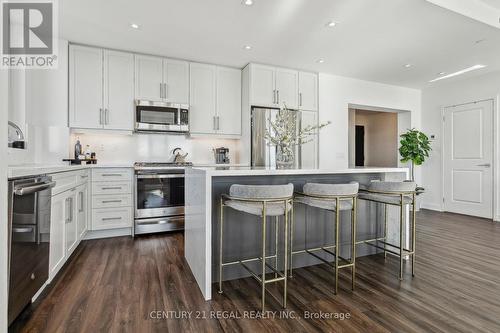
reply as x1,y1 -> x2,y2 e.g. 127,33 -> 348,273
185,167 -> 409,300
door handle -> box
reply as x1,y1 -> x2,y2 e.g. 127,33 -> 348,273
477,163 -> 491,167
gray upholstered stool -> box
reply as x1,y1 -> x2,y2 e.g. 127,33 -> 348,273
218,183 -> 293,312
358,181 -> 417,280
292,182 -> 359,295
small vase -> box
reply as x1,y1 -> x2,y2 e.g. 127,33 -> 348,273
276,145 -> 294,169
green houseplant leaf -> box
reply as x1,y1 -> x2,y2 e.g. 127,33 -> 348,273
399,128 -> 432,182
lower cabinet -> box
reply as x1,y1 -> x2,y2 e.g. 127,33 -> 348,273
48,170 -> 89,281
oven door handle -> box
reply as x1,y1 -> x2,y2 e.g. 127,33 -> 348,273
14,181 -> 56,196
136,174 -> 184,179
12,226 -> 34,233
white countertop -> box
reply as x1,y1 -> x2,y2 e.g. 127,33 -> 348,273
191,166 -> 409,177
7,163 -> 133,179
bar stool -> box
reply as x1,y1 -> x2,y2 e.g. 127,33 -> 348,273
291,182 -> 358,294
218,183 -> 293,312
357,181 -> 417,280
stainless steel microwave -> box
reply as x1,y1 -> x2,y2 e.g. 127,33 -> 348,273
135,100 -> 189,133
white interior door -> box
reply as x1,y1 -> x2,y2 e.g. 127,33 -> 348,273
443,100 -> 493,218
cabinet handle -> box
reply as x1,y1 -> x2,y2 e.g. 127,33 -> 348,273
213,116 -> 216,131
79,192 -> 84,213
216,116 -> 220,130
102,174 -> 122,177
299,92 -> 302,107
102,200 -> 122,204
164,83 -> 168,99
99,108 -> 103,125
102,217 -> 122,221
160,83 -> 163,99
272,90 -> 276,104
277,90 -> 280,105
102,186 -> 122,190
105,109 -> 109,125
66,197 -> 73,223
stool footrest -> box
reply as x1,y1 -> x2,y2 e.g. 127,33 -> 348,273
304,249 -> 353,270
222,254 -> 277,267
362,240 -> 413,257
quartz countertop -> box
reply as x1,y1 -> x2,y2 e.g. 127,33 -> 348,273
7,163 -> 133,179
190,166 -> 409,177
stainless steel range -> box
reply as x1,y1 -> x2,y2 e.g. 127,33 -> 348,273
133,161 -> 192,235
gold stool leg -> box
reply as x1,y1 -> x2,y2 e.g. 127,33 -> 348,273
351,197 -> 357,291
334,198 -> 340,295
412,194 -> 416,277
384,203 -> 388,260
261,202 -> 267,312
399,194 -> 404,280
275,216 -> 279,279
289,201 -> 294,278
218,199 -> 224,294
283,200 -> 289,308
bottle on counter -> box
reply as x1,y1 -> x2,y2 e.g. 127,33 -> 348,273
85,145 -> 91,159
74,138 -> 82,159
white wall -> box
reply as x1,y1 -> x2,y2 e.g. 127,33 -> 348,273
421,71 -> 500,219
1,68 -> 9,331
318,74 -> 422,180
68,132 -> 243,165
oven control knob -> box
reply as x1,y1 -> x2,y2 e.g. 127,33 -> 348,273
31,273 -> 35,280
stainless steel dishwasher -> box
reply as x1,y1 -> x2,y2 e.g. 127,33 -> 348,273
7,175 -> 56,325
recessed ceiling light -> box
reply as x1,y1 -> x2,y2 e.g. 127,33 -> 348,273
429,64 -> 486,82
243,45 -> 252,50
325,21 -> 337,27
404,63 -> 412,68
437,72 -> 445,76
130,23 -> 140,29
316,59 -> 325,64
242,0 -> 253,6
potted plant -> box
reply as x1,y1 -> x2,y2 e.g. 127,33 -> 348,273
265,104 -> 330,169
399,128 -> 432,194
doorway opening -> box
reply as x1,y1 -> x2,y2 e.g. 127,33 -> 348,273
348,104 -> 411,168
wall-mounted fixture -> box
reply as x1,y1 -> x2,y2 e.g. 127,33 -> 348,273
8,121 -> 26,149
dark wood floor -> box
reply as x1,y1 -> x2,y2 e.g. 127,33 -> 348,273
11,210 -> 500,333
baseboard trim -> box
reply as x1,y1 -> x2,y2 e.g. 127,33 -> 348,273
494,215 -> 500,222
84,227 -> 132,240
420,203 -> 443,212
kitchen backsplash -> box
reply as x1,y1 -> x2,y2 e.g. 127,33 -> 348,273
69,131 -> 243,165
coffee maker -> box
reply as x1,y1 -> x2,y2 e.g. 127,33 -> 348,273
214,147 -> 230,164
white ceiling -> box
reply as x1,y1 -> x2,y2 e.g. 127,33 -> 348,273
60,0 -> 500,89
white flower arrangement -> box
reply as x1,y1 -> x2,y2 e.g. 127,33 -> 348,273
264,104 -> 331,167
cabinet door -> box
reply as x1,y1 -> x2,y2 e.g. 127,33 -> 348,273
69,45 -> 103,129
104,50 -> 134,130
76,184 -> 88,240
164,59 -> 189,104
298,72 -> 318,111
134,55 -> 163,101
65,190 -> 78,257
250,64 -> 276,107
275,68 -> 298,109
49,191 -> 66,281
189,63 -> 217,134
216,66 -> 241,136
300,111 -> 318,169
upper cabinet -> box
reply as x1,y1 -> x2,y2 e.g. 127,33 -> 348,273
190,63 -> 241,136
103,50 -> 135,130
134,55 -> 163,101
69,45 -> 103,129
135,55 -> 189,104
247,63 -> 317,111
298,71 -> 318,111
164,59 -> 189,104
69,45 -> 134,130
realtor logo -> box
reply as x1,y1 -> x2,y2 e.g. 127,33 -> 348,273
1,0 -> 58,68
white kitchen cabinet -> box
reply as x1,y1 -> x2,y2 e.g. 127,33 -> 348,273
298,71 -> 318,111
216,66 -> 241,135
300,110 -> 318,169
69,45 -> 103,129
76,183 -> 88,240
65,189 -> 78,257
135,55 -> 163,101
250,64 -> 276,107
103,50 -> 135,130
164,59 -> 189,104
189,63 -> 217,134
49,190 -> 67,281
275,68 -> 298,109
